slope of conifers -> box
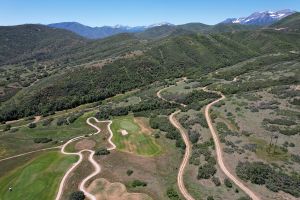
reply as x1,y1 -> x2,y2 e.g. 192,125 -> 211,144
0,24 -> 86,65
1,26 -> 300,122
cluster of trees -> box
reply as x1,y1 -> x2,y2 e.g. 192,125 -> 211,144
149,116 -> 185,150
263,118 -> 296,126
236,161 -> 300,197
95,99 -> 176,120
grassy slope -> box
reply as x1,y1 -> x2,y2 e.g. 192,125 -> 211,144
111,115 -> 161,156
0,111 -> 93,158
0,151 -> 77,200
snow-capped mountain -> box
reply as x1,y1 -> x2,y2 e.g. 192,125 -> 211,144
48,22 -> 174,39
221,9 -> 296,25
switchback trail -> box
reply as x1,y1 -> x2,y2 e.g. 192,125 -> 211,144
203,88 -> 260,200
55,117 -> 116,200
157,87 -> 195,200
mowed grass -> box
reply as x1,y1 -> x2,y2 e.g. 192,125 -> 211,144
111,115 -> 161,156
0,112 -> 95,158
0,151 -> 77,200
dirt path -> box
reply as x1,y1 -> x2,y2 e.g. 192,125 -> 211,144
203,88 -> 260,200
157,82 -> 260,200
55,117 -> 116,200
157,86 -> 195,200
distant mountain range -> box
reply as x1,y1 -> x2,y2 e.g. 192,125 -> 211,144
48,9 -> 296,39
48,22 -> 174,39
221,9 -> 295,25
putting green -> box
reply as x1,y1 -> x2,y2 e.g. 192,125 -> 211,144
111,115 -> 161,156
0,151 -> 77,200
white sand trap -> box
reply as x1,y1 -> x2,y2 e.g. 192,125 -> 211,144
121,129 -> 128,136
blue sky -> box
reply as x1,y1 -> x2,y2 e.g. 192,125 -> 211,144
1,0 -> 299,26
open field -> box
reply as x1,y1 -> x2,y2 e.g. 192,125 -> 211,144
0,112 -> 94,158
0,151 -> 77,200
111,115 -> 161,156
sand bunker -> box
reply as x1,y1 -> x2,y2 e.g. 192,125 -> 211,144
87,178 -> 152,200
121,129 -> 129,136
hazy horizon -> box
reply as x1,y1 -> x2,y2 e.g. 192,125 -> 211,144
1,0 -> 299,27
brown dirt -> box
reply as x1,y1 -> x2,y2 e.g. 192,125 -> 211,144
75,139 -> 96,150
87,178 -> 152,200
33,116 -> 41,123
61,151 -> 94,200
93,137 -> 182,200
134,117 -> 153,135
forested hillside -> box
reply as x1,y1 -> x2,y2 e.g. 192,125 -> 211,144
0,14 -> 300,122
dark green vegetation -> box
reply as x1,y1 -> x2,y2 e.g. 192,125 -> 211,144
69,191 -> 85,200
130,180 -> 148,187
95,148 -> 110,156
236,161 -> 300,197
1,13 -> 300,122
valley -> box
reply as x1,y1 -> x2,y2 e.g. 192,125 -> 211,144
0,7 -> 299,200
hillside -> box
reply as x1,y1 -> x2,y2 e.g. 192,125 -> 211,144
271,12 -> 300,31
1,26 -> 300,121
0,24 -> 86,65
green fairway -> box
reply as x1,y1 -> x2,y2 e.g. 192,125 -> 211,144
0,151 -> 77,200
111,115 -> 161,156
0,111 -> 95,158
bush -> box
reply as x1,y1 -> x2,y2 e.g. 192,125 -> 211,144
95,148 -> 110,156
42,118 -> 53,126
211,176 -> 221,186
207,196 -> 214,200
33,137 -> 52,143
198,163 -> 216,179
166,187 -> 180,200
3,124 -> 11,131
126,169 -> 133,176
131,180 -> 147,187
224,178 -> 232,188
28,123 -> 36,128
57,117 -> 68,126
69,191 -> 85,200
189,131 -> 200,144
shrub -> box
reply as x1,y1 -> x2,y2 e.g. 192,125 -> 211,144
224,178 -> 232,188
166,187 -> 180,200
28,123 -> 36,128
3,124 -> 11,131
131,180 -> 147,187
95,148 -> 110,156
198,163 -> 216,179
126,169 -> 133,176
33,137 -> 52,143
211,176 -> 221,186
189,131 -> 200,144
207,196 -> 214,200
57,117 -> 68,126
42,118 -> 53,126
69,191 -> 85,200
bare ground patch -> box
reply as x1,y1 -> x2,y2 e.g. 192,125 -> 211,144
134,117 -> 153,135
88,178 -> 152,200
75,139 -> 96,150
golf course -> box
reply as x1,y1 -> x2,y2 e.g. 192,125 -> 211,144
111,115 -> 161,156
0,151 -> 77,200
